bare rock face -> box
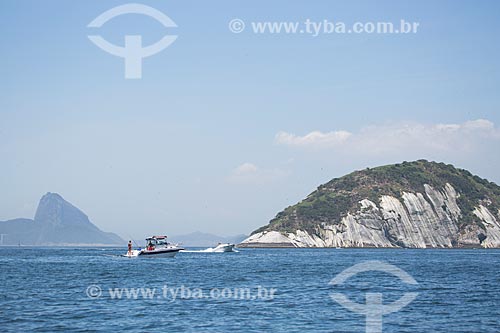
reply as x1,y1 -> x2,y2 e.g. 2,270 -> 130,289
35,193 -> 97,228
241,231 -> 296,248
240,161 -> 500,248
473,206 -> 500,248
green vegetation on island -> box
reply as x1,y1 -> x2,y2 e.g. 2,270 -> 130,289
255,160 -> 500,235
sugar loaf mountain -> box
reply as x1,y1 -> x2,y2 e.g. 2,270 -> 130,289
240,160 -> 500,248
0,193 -> 123,246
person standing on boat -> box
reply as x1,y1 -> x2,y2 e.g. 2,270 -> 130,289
128,240 -> 133,255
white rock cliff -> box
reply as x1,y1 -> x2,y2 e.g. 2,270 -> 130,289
240,183 -> 500,248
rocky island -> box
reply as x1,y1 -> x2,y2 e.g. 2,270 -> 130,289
240,160 -> 500,248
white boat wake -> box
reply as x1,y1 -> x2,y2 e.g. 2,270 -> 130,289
181,243 -> 238,253
181,249 -> 239,253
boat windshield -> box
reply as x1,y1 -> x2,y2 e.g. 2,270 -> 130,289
146,237 -> 168,246
156,238 -> 168,245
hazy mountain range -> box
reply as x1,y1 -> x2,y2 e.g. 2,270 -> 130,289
5,160 -> 500,249
0,192 -> 246,247
0,193 -> 123,246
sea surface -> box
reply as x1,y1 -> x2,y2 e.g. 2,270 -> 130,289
1,247 -> 499,332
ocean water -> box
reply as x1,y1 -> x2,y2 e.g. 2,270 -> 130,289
1,247 -> 499,332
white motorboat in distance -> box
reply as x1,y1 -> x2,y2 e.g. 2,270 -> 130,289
211,243 -> 236,252
124,236 -> 184,258
179,242 -> 237,253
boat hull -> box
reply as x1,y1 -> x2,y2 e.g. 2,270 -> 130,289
138,248 -> 181,258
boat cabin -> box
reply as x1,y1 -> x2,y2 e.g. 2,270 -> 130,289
145,235 -> 168,251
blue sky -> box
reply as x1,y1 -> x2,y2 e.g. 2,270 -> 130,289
1,0 -> 500,238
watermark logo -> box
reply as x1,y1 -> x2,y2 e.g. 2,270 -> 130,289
85,284 -> 277,302
229,18 -> 419,36
228,19 -> 245,33
87,3 -> 177,79
329,261 -> 419,333
86,284 -> 102,299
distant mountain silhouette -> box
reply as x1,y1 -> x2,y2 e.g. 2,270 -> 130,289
0,193 -> 123,246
